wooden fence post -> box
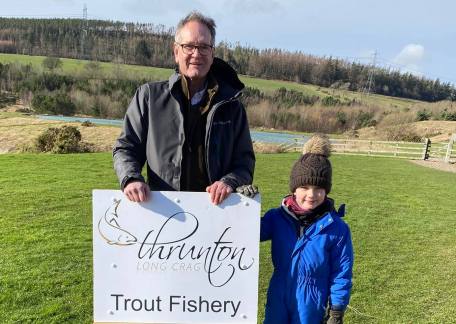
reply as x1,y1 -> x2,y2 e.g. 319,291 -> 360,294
422,138 -> 431,160
444,134 -> 455,163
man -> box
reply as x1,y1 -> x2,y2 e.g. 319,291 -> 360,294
113,11 -> 255,205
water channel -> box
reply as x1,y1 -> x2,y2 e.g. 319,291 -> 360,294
37,115 -> 309,144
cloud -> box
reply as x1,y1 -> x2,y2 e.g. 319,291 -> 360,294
393,44 -> 425,76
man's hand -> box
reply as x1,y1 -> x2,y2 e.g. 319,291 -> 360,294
236,184 -> 259,198
206,181 -> 233,205
123,180 -> 150,202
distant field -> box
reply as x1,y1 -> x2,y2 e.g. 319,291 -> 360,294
1,152 -> 455,323
0,53 -> 419,109
0,53 -> 172,81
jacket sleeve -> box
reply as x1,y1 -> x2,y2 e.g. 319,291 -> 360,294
329,221 -> 354,309
112,85 -> 149,190
219,101 -> 255,189
260,210 -> 274,242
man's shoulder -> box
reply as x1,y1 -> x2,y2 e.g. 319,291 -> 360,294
134,80 -> 173,101
139,80 -> 170,91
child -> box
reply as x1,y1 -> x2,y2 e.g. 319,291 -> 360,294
261,134 -> 353,324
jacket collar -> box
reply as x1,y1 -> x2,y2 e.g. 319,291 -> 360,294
281,199 -> 345,234
307,204 -> 345,236
168,57 -> 244,101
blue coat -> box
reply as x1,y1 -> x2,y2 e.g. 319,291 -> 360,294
261,202 -> 353,324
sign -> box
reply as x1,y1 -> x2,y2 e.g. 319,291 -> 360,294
93,190 -> 261,323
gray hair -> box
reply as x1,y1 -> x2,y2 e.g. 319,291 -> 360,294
175,11 -> 216,46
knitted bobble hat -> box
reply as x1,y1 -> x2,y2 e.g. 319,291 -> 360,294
289,134 -> 332,194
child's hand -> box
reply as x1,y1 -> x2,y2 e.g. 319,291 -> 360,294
327,309 -> 344,324
236,184 -> 259,198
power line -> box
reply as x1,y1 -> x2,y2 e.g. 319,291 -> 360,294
374,56 -> 456,85
81,4 -> 88,59
363,51 -> 377,96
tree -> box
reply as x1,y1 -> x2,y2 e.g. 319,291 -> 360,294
31,92 -> 76,115
42,56 -> 62,71
134,40 -> 152,65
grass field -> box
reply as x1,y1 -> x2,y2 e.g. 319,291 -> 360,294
0,53 -> 419,109
1,152 -> 455,323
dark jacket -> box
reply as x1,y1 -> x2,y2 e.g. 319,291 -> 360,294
113,58 -> 255,191
261,201 -> 353,324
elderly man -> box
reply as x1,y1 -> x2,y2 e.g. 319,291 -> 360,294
113,11 -> 255,205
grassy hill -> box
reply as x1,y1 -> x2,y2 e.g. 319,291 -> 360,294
1,152 -> 455,323
0,53 -> 420,109
1,53 -> 455,147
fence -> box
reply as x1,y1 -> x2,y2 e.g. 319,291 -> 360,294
443,134 -> 456,163
286,134 -> 456,162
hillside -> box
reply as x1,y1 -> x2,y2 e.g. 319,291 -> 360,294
1,53 -> 455,151
1,17 -> 454,102
0,53 -> 418,109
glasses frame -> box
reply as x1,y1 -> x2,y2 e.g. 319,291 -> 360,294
175,42 -> 214,56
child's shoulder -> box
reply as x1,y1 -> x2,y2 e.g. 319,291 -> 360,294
327,206 -> 352,232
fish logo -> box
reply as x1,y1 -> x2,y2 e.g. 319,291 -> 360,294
97,198 -> 137,246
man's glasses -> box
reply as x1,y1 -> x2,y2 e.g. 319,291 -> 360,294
176,43 -> 214,56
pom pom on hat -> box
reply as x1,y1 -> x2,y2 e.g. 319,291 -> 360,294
303,133 -> 331,157
290,134 -> 332,193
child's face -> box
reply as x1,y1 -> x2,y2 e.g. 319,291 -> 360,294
294,185 -> 326,210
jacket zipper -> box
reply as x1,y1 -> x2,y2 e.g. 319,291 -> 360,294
204,91 -> 242,183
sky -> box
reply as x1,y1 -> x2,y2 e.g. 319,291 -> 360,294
2,0 -> 455,85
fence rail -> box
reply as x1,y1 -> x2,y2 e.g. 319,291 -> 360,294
286,134 -> 456,163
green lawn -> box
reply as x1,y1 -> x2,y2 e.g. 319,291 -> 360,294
1,153 -> 455,323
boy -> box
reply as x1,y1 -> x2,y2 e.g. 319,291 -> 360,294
261,134 -> 353,324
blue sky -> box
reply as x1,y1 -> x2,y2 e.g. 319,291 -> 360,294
2,0 -> 455,84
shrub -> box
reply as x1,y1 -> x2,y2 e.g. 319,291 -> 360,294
42,56 -> 62,71
386,126 -> 422,142
20,73 -> 75,92
241,87 -> 264,106
253,142 -> 288,153
34,126 -> 91,153
31,92 -> 76,115
321,95 -> 341,106
439,109 -> 456,121
354,110 -> 377,128
16,107 -> 33,114
416,109 -> 431,121
272,87 -> 319,107
336,111 -> 347,126
81,120 -> 95,127
0,93 -> 17,108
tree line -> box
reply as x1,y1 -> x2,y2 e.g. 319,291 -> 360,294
1,17 -> 454,102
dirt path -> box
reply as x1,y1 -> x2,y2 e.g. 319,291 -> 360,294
410,159 -> 456,173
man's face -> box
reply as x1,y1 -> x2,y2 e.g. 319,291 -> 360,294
173,21 -> 214,82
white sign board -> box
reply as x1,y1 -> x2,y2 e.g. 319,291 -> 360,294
93,190 -> 261,324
